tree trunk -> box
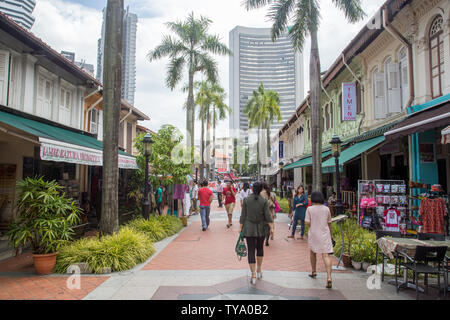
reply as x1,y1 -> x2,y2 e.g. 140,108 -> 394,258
187,72 -> 195,164
212,109 -> 216,180
310,30 -> 322,193
200,116 -> 205,181
206,108 -> 211,181
100,0 -> 123,235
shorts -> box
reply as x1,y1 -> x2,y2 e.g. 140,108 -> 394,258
225,202 -> 235,215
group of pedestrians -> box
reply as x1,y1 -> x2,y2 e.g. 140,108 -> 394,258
240,183 -> 334,289
193,178 -> 334,289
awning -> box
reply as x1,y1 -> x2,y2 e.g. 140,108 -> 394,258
283,150 -> 332,171
442,125 -> 450,144
0,110 -> 138,169
321,135 -> 386,173
385,99 -> 450,141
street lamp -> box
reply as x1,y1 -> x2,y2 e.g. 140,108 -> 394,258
142,133 -> 154,219
330,134 -> 343,217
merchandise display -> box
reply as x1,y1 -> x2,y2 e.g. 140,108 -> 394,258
357,180 -> 408,232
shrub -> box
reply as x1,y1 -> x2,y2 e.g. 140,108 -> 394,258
278,198 -> 290,213
127,215 -> 183,241
54,227 -> 155,274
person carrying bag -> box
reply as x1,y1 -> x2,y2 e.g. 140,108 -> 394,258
239,182 -> 274,285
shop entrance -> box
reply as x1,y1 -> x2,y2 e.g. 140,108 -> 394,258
438,158 -> 448,192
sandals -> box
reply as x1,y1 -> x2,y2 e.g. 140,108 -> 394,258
326,279 -> 332,289
308,272 -> 317,278
250,275 -> 257,285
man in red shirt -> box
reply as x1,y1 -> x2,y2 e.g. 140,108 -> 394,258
223,181 -> 236,228
198,180 -> 214,231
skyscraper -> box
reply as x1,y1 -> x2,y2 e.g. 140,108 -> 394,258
96,6 -> 137,105
0,0 -> 36,29
229,26 -> 304,138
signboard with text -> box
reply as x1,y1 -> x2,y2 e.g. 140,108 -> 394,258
342,82 -> 357,121
40,142 -> 138,169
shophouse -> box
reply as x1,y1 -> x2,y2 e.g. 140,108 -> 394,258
0,12 -> 143,259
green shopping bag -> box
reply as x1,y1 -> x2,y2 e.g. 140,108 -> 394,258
235,232 -> 247,261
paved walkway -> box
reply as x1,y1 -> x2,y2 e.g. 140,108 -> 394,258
0,200 -> 446,300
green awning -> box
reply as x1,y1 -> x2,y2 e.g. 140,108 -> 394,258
321,135 -> 386,173
283,150 -> 332,170
0,110 -> 137,169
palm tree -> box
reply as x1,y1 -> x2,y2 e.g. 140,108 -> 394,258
194,81 -> 230,180
210,85 -> 231,177
244,0 -> 365,191
148,12 -> 232,163
194,81 -> 210,180
244,83 -> 282,178
101,0 -> 123,235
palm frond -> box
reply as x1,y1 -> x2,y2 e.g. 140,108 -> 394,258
148,35 -> 186,61
268,0 -> 296,42
166,56 -> 185,90
201,35 -> 233,56
332,0 -> 366,23
195,53 -> 218,85
243,0 -> 275,10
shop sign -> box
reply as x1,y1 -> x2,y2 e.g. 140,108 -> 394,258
342,82 -> 357,121
40,142 -> 138,169
279,141 -> 284,159
419,143 -> 435,163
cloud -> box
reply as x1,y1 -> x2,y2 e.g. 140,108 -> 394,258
32,0 -> 386,139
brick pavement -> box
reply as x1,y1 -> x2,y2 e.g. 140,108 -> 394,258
143,206 -> 343,273
0,252 -> 109,300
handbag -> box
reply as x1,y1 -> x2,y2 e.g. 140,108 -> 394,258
274,199 -> 281,213
235,232 -> 247,261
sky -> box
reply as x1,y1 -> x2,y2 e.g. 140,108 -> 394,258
31,0 -> 386,141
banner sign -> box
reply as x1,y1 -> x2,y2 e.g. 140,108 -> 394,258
342,82 -> 357,121
40,142 -> 138,169
279,141 -> 284,159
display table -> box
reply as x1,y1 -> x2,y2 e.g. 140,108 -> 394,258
377,237 -> 450,292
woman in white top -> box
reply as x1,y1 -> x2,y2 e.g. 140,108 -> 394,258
240,182 -> 251,206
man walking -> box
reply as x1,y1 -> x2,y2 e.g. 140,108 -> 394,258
198,180 -> 213,231
191,180 -> 199,215
217,179 -> 224,207
223,181 -> 237,228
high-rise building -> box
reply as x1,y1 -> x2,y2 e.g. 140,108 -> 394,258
0,0 -> 36,29
61,51 -> 95,77
96,6 -> 137,105
229,26 -> 304,138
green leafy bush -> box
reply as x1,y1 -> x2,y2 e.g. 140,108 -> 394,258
54,227 -> 155,274
278,198 -> 290,214
7,177 -> 80,254
127,215 -> 183,242
332,219 -> 378,264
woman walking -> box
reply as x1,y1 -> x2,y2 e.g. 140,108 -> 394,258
288,185 -> 308,240
305,191 -> 333,289
239,182 -> 274,285
240,182 -> 251,206
261,182 -> 276,246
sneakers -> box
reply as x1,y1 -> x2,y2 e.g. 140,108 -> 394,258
202,227 -> 206,231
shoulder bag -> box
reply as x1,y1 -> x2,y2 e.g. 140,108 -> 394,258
235,231 -> 247,261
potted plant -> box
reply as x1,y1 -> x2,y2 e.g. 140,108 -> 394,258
341,219 -> 360,268
361,236 -> 377,271
350,243 -> 362,270
7,177 -> 80,275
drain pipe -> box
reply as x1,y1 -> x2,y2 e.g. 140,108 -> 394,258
382,5 -> 415,108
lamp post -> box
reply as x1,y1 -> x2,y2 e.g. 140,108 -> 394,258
142,133 -> 154,219
330,134 -> 343,217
